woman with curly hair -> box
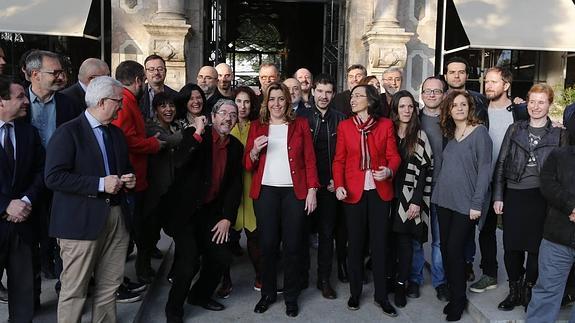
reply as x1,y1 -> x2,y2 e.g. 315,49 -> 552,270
431,91 -> 492,321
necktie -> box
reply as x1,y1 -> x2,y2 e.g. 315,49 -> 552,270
99,125 -> 117,175
3,124 -> 14,174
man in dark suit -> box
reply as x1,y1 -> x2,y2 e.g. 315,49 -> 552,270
140,54 -> 178,121
45,76 -> 136,323
164,98 -> 243,323
0,75 -> 45,323
61,58 -> 110,111
332,64 -> 366,117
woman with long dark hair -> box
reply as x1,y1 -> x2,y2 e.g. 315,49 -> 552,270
431,91 -> 492,321
388,90 -> 433,308
245,82 -> 319,317
332,84 -> 401,317
493,84 -> 569,311
175,83 -> 208,127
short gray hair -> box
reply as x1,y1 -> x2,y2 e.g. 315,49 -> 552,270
212,98 -> 237,114
25,50 -> 60,76
382,67 -> 403,78
85,76 -> 123,108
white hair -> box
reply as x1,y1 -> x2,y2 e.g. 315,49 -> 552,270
85,76 -> 123,108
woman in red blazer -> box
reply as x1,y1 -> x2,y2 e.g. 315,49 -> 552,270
333,84 -> 401,317
244,82 -> 319,317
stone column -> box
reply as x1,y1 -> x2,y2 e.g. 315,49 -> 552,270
143,0 -> 190,90
155,0 -> 186,20
362,0 -> 413,75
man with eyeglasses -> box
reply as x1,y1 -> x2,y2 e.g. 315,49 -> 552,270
380,67 -> 403,118
113,60 -> 164,292
62,58 -> 110,111
164,98 -> 243,322
140,54 -> 178,121
45,75 -> 136,322
333,64 -> 367,117
408,75 -> 450,302
197,66 -> 223,115
23,50 -> 81,309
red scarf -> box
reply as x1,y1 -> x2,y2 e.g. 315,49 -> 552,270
353,115 -> 377,170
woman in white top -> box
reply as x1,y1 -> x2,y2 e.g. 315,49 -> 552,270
244,82 -> 319,317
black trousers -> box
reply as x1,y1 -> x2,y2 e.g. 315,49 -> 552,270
315,188 -> 339,280
395,233 -> 413,283
137,191 -> 168,276
335,202 -> 348,265
505,250 -> 538,283
0,231 -> 34,323
437,207 -> 476,307
478,207 -> 498,278
344,190 -> 390,302
254,185 -> 305,303
165,204 -> 232,317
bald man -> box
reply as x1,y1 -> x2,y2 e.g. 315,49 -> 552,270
295,68 -> 313,108
215,63 -> 234,98
197,66 -> 223,114
62,58 -> 110,110
283,78 -> 306,113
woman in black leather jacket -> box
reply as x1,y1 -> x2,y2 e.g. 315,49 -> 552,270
492,83 -> 569,312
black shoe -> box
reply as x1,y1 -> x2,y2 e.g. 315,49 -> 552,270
394,282 -> 407,308
166,313 -> 183,323
443,302 -> 451,315
124,277 -> 147,293
522,281 -> 534,311
436,283 -> 450,302
116,285 -> 142,303
285,302 -> 299,317
301,277 -> 309,290
151,246 -> 163,259
254,295 -> 276,313
189,298 -> 225,311
41,264 -> 58,280
337,262 -> 349,283
317,280 -> 337,299
407,282 -> 420,298
347,296 -> 360,310
137,267 -> 156,284
562,293 -> 575,308
377,300 -> 398,317
498,280 -> 521,311
445,299 -> 467,321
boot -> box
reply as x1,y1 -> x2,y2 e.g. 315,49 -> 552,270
394,282 -> 407,308
522,281 -> 534,311
497,280 -> 521,311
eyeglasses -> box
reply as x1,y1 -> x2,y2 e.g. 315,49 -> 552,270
40,70 -> 66,78
351,93 -> 367,99
422,89 -> 444,95
215,110 -> 238,119
383,77 -> 401,83
146,67 -> 166,73
104,97 -> 123,107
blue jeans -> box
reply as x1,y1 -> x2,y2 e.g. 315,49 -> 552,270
526,239 -> 575,323
410,203 -> 446,288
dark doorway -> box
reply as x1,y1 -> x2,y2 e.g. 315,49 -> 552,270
206,0 -> 326,86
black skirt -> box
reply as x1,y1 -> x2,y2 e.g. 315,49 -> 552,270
502,188 -> 547,253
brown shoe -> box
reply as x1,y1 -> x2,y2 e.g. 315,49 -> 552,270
317,280 -> 337,299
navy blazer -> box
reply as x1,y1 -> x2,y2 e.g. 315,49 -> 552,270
61,82 -> 87,110
0,120 -> 45,245
45,113 -> 133,240
23,88 -> 83,128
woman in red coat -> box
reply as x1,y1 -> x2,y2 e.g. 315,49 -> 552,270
333,84 -> 401,317
244,82 -> 319,317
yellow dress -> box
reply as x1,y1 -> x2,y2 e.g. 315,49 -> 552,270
230,121 -> 256,232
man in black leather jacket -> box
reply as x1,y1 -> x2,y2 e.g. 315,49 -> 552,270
299,74 -> 346,299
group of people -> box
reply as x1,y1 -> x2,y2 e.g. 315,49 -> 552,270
1,45 -> 575,323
